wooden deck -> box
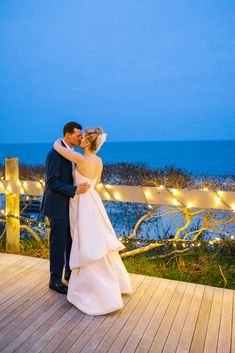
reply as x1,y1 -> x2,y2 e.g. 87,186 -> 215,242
0,253 -> 234,353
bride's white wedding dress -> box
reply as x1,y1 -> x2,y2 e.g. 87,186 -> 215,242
67,169 -> 132,315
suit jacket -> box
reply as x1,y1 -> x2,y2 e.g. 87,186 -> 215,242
41,141 -> 76,220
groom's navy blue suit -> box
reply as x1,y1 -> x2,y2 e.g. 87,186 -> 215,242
42,141 -> 76,283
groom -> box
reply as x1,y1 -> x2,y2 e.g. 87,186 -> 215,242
42,122 -> 90,294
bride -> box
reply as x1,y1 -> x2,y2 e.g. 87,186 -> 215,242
53,128 -> 132,315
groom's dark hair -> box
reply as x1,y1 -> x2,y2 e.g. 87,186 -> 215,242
63,122 -> 82,136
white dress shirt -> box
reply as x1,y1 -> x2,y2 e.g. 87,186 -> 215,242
62,139 -> 75,169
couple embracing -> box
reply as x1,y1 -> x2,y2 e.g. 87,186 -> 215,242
42,122 -> 132,315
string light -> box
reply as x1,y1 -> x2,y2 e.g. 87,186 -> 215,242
187,202 -> 193,208
171,189 -> 178,195
144,191 -> 151,198
173,199 -> 179,206
104,192 -> 111,200
114,192 -> 121,200
0,213 -> 49,228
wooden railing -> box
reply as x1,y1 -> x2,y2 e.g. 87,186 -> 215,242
1,157 -> 235,253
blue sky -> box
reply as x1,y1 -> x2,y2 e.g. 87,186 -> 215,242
0,0 -> 235,142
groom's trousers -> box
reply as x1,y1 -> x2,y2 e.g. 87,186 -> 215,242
49,217 -> 72,283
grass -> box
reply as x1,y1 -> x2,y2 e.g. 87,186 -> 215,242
123,243 -> 235,289
1,236 -> 235,289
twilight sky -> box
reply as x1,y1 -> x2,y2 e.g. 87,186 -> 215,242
0,0 -> 235,143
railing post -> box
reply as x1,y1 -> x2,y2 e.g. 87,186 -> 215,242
5,158 -> 20,253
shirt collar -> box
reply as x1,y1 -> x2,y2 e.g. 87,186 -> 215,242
62,139 -> 74,151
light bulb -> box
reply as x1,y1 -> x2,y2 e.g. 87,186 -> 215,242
114,193 -> 121,200
145,191 -> 151,198
104,192 -> 110,199
215,197 -> 221,205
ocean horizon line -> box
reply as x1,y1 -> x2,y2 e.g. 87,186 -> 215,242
0,139 -> 235,145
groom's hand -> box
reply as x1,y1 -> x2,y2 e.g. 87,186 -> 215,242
76,183 -> 90,194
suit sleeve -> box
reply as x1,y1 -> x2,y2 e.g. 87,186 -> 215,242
46,151 -> 76,198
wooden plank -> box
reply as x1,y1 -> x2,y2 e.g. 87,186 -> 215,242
202,287 -> 224,353
0,259 -> 48,312
53,312 -> 95,353
0,255 -> 36,279
0,255 -> 234,353
175,284 -> 205,353
52,276 -> 144,353
0,253 -> 24,266
45,275 -> 142,353
162,282 -> 196,353
0,273 -> 48,324
1,179 -> 235,210
148,281 -> 187,353
25,276 -> 142,353
0,289 -> 59,341
107,277 -> 162,353
121,278 -> 169,353
217,289 -> 233,353
0,293 -> 68,352
189,286 -> 214,353
77,276 -> 152,353
0,257 -> 47,304
132,279 -> 178,353
0,256 -> 45,290
66,276 -> 150,353
39,310 -> 86,353
13,304 -> 77,353
232,291 -> 235,353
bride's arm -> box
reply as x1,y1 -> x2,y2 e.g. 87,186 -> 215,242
53,139 -> 85,163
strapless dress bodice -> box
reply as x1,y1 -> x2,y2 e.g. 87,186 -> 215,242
72,169 -> 98,189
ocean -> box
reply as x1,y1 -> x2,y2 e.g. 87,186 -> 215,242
0,140 -> 235,177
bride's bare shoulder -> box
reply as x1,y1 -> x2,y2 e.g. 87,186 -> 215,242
95,156 -> 103,170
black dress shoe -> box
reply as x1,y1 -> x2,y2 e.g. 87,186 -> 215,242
64,272 -> 71,281
49,281 -> 68,294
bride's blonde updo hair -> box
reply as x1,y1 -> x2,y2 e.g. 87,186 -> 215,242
85,127 -> 104,152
